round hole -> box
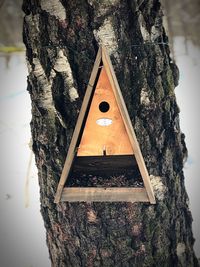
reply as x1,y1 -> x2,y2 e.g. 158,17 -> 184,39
99,101 -> 110,113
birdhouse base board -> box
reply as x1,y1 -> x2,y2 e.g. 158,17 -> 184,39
60,187 -> 149,202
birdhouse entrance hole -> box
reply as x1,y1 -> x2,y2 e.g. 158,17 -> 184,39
99,101 -> 110,112
54,46 -> 156,204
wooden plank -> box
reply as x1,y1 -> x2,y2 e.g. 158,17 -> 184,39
61,187 -> 149,202
72,155 -> 137,174
77,67 -> 134,156
54,47 -> 102,203
102,47 -> 156,204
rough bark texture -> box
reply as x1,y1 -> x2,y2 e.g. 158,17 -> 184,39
22,0 -> 199,266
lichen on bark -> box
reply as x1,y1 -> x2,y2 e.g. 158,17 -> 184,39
23,0 -> 199,266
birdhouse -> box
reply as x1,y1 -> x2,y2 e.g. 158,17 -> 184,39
54,46 -> 156,204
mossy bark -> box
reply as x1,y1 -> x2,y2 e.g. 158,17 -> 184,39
22,0 -> 199,266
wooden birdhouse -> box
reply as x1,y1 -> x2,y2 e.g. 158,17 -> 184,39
54,46 -> 156,204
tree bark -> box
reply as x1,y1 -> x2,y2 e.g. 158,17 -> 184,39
22,0 -> 199,266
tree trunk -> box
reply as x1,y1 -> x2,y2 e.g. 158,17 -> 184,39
22,0 -> 199,266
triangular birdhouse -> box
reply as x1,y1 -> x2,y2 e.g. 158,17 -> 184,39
54,46 -> 156,204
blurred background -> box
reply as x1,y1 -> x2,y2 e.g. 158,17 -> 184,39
0,0 -> 199,266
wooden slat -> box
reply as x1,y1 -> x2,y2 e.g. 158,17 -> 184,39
54,47 -> 102,203
61,187 -> 149,202
72,155 -> 137,174
101,47 -> 156,204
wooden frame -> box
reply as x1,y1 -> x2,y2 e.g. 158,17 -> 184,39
61,188 -> 149,202
54,46 -> 156,204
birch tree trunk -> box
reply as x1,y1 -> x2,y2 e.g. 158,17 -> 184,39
22,0 -> 199,266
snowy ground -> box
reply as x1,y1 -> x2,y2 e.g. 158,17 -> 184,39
0,54 -> 50,267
